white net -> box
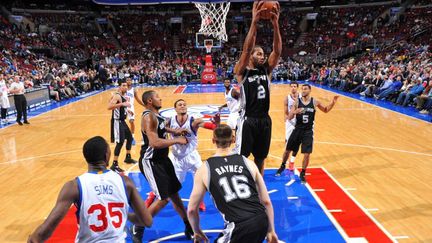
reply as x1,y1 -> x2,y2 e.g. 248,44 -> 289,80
194,2 -> 230,42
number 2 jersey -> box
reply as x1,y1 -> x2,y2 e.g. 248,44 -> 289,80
239,64 -> 270,118
206,154 -> 265,223
75,170 -> 129,243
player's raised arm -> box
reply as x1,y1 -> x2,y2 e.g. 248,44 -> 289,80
122,175 -> 152,227
142,112 -> 187,148
316,96 -> 339,113
28,180 -> 78,243
187,165 -> 209,243
234,1 -> 266,80
267,2 -> 282,73
134,89 -> 145,107
192,113 -> 221,131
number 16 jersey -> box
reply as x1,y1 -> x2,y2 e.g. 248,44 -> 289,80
206,154 -> 265,223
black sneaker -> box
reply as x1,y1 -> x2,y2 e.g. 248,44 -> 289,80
275,164 -> 286,176
124,157 -> 137,164
129,225 -> 144,243
184,220 -> 194,240
17,121 -> 23,126
24,121 -> 30,124
300,171 -> 307,184
110,163 -> 125,173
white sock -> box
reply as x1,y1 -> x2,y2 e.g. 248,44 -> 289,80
290,156 -> 296,163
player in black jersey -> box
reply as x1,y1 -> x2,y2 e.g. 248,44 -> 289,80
234,1 -> 282,174
276,84 -> 339,183
130,90 -> 194,243
108,80 -> 137,173
188,124 -> 279,243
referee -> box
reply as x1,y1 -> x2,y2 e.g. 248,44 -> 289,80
10,76 -> 29,125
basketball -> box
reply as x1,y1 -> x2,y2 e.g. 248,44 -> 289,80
259,1 -> 278,20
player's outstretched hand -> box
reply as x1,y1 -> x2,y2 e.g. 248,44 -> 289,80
270,2 -> 280,24
212,113 -> 221,126
266,231 -> 279,243
173,128 -> 189,136
252,1 -> 266,24
193,230 -> 209,243
292,107 -> 304,115
333,95 -> 340,102
176,136 -> 188,145
123,102 -> 131,108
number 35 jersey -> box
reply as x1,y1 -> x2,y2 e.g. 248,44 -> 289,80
206,154 -> 265,223
239,64 -> 270,118
75,170 -> 129,243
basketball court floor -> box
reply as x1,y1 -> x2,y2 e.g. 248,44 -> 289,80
0,83 -> 431,242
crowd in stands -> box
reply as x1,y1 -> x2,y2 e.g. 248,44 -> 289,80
304,42 -> 432,115
300,6 -> 386,55
0,1 -> 431,121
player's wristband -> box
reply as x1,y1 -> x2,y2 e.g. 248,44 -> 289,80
203,122 -> 217,130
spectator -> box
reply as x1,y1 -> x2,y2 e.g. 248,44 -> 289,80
396,77 -> 425,106
416,80 -> 432,113
375,75 -> 403,100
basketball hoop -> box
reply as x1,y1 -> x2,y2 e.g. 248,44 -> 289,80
195,1 -> 230,42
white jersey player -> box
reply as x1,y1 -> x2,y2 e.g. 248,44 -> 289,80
285,83 -> 301,141
276,82 -> 300,175
219,79 -> 240,130
153,99 -> 219,212
28,136 -> 152,243
75,170 -> 129,242
125,78 -> 144,145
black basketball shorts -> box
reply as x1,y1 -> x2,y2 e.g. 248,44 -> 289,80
286,128 -> 314,154
216,212 -> 268,243
236,116 -> 272,159
138,156 -> 181,200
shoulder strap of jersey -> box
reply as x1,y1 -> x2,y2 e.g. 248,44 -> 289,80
75,177 -> 82,210
190,116 -> 197,136
142,110 -> 151,117
241,69 -> 250,84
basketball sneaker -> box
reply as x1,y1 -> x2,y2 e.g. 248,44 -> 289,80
275,163 -> 286,176
110,162 -> 125,173
129,225 -> 144,243
145,192 -> 156,208
184,220 -> 194,240
300,170 -> 307,184
199,201 -> 206,212
124,154 -> 137,164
